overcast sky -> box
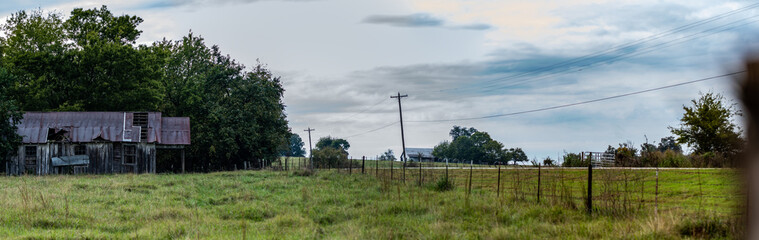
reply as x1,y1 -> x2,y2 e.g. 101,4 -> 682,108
3,0 -> 758,162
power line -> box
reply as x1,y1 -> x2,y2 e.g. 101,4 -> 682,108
342,121 -> 399,139
334,98 -> 390,122
431,3 -> 759,94
407,71 -> 745,123
477,15 -> 759,94
323,4 -> 759,139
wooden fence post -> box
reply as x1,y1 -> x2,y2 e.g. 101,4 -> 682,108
445,159 -> 449,179
537,163 -> 541,203
390,159 -> 394,181
403,157 -> 406,184
362,156 -> 365,174
349,157 -> 352,175
468,160 -> 473,196
587,152 -> 593,215
497,164 -> 501,198
418,159 -> 422,186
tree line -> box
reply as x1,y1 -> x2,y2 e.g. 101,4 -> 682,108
0,6 -> 290,172
562,92 -> 744,168
432,126 -> 528,165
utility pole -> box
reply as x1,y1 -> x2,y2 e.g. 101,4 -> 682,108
304,127 -> 315,170
391,92 -> 408,182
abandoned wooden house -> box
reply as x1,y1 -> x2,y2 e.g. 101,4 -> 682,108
6,112 -> 190,175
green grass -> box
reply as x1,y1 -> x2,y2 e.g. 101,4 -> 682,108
0,169 -> 743,239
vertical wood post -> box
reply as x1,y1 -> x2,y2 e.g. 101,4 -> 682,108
181,148 -> 185,174
497,164 -> 501,198
402,159 -> 406,184
537,162 -> 541,203
418,159 -> 422,186
362,156 -> 365,174
349,157 -> 352,175
587,152 -> 593,215
390,158 -> 394,181
445,160 -> 449,180
375,157 -> 378,176
468,160 -> 473,196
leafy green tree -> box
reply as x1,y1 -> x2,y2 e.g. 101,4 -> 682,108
160,32 -> 289,171
449,125 -> 478,140
315,137 -> 350,155
0,6 -> 291,172
543,157 -> 555,166
0,68 -> 23,168
279,133 -> 306,157
312,137 -> 350,167
433,126 -> 521,164
615,142 -> 639,167
312,147 -> 348,168
0,6 -> 164,111
506,148 -> 528,165
379,149 -> 396,161
432,141 -> 451,160
669,92 -> 744,157
561,152 -> 587,167
657,136 -> 682,153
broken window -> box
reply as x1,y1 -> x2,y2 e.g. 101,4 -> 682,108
133,113 -> 149,142
75,145 -> 87,155
124,145 -> 136,165
24,146 -> 37,165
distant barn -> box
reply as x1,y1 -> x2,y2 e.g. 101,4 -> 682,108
407,148 -> 437,162
6,112 -> 190,175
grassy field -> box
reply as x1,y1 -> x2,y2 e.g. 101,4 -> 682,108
368,167 -> 743,214
0,169 -> 743,239
275,157 -> 500,170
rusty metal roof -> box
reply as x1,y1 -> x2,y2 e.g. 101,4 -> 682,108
16,112 -> 190,145
160,117 -> 191,145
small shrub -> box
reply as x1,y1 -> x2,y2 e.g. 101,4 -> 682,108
432,176 -> 454,192
677,215 -> 733,239
659,150 -> 691,168
292,169 -> 313,177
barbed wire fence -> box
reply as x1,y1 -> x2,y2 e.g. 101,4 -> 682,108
271,154 -> 744,219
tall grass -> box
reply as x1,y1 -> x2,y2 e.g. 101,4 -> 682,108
0,170 -> 743,239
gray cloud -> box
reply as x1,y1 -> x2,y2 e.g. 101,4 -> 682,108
452,23 -> 492,30
362,13 -> 491,30
362,13 -> 444,28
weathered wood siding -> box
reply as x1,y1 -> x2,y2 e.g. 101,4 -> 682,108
7,142 -> 156,175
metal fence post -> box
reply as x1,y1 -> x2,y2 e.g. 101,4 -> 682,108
655,167 -> 659,216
